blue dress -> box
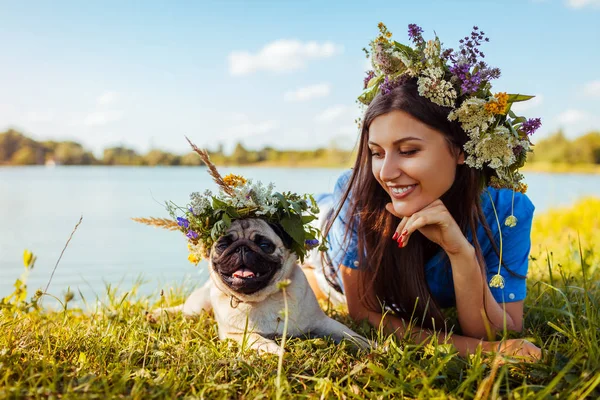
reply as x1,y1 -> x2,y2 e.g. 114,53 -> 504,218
317,170 -> 535,307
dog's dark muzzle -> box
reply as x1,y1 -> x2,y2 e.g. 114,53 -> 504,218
213,241 -> 281,295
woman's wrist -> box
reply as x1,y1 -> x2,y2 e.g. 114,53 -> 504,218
443,237 -> 474,258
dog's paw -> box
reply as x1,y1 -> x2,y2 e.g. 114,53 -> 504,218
254,341 -> 283,356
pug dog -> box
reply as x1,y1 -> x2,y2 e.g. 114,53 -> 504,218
147,218 -> 370,355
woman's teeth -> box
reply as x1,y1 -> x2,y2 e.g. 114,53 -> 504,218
391,185 -> 415,195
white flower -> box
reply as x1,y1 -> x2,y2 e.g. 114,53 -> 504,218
190,191 -> 212,215
448,98 -> 494,134
417,67 -> 457,108
504,215 -> 518,228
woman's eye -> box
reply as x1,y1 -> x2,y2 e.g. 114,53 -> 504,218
399,149 -> 418,156
369,150 -> 382,158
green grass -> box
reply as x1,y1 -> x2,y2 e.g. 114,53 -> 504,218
2,199 -> 600,399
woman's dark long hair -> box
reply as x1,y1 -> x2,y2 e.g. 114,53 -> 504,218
326,78 -> 498,329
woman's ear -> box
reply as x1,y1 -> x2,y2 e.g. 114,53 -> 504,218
457,151 -> 465,165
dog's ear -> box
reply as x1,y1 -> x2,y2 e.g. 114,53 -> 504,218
268,223 -> 294,249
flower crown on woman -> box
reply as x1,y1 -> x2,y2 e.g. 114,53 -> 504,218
133,138 -> 326,265
359,23 -> 541,194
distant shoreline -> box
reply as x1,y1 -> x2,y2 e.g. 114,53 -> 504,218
2,161 -> 600,174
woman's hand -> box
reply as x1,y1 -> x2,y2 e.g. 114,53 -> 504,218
493,339 -> 542,361
386,199 -> 470,256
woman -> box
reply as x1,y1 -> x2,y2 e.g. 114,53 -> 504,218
304,24 -> 541,359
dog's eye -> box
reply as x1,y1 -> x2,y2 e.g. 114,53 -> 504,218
255,236 -> 275,254
216,236 -> 232,252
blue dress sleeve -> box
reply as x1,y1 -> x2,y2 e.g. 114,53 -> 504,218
481,188 -> 535,303
328,170 -> 361,269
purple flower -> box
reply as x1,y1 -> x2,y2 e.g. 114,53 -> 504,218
521,118 -> 542,135
379,74 -> 408,95
186,230 -> 199,240
408,24 -> 424,46
364,70 -> 375,89
305,239 -> 319,250
177,217 -> 190,229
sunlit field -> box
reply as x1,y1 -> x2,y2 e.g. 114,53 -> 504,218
1,199 -> 599,399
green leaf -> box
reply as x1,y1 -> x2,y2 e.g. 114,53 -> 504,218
511,116 -> 527,125
212,197 -> 228,210
222,213 -> 231,228
301,215 -> 317,224
280,214 -> 305,246
507,94 -> 535,103
358,76 -> 383,105
273,193 -> 289,211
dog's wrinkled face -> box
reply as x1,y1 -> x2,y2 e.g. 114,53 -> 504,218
209,219 -> 294,298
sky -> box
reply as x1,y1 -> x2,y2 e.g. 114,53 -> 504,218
0,0 -> 599,156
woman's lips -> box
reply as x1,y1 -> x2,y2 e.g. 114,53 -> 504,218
389,184 -> 417,200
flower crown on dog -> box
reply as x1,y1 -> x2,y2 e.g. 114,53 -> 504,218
360,23 -> 541,290
360,23 -> 541,195
133,138 -> 326,265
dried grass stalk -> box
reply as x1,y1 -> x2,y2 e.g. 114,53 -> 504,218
185,136 -> 234,196
131,217 -> 180,231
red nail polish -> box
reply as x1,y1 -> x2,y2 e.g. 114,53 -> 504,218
392,232 -> 398,240
398,241 -> 403,248
401,229 -> 408,236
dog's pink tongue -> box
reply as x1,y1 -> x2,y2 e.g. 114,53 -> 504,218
233,268 -> 255,278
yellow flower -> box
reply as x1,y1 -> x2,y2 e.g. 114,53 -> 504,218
489,274 -> 505,289
504,215 -> 518,228
484,92 -> 508,115
223,174 -> 247,188
188,253 -> 200,264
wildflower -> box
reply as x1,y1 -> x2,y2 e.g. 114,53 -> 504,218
186,230 -> 199,240
305,239 -> 320,250
177,217 -> 190,229
223,174 -> 247,188
521,118 -> 542,136
276,279 -> 292,290
408,24 -> 424,46
485,92 -> 508,115
363,70 -> 375,89
380,75 -> 404,95
188,253 -> 200,264
504,215 -> 518,228
489,274 -> 505,289
417,67 -> 457,107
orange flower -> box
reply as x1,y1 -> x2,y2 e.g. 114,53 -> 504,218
223,174 -> 247,188
485,92 -> 508,115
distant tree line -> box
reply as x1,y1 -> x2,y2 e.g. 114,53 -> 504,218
2,129 -> 600,167
0,129 -> 354,167
528,130 -> 600,164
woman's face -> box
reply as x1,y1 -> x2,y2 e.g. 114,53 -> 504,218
368,110 -> 464,218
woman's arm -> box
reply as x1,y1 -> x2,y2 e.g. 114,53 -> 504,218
446,242 -> 523,338
342,265 -> 539,358
388,200 -> 524,339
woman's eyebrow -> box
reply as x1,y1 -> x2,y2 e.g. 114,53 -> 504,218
368,136 -> 423,146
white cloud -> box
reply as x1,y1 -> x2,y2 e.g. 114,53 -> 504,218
315,105 -> 350,123
284,83 -> 331,102
556,109 -> 589,125
97,91 -> 118,106
83,110 -> 123,126
565,0 -> 600,8
583,80 -> 600,97
228,40 -> 343,76
226,115 -> 279,139
511,94 -> 544,113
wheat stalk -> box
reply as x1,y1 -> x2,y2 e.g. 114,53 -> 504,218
131,217 -> 180,231
185,136 -> 235,196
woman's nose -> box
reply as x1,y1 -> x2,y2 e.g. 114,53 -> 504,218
379,153 -> 401,183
